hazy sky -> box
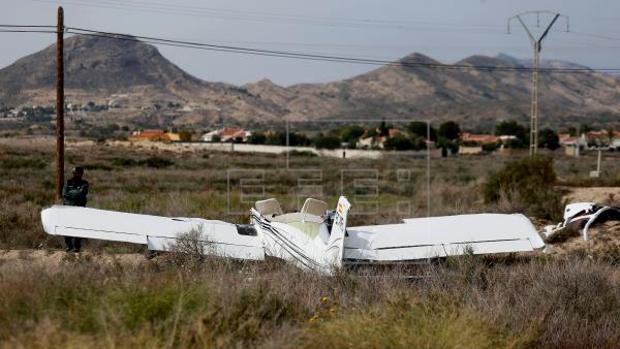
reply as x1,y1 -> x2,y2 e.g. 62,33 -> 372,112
1,0 -> 619,86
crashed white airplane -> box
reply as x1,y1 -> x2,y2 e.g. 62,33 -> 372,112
41,196 -> 545,274
542,202 -> 620,242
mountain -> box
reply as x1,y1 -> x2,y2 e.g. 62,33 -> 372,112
246,52 -> 620,127
0,35 -> 287,125
1,36 -> 619,129
0,34 -> 201,92
495,53 -> 590,70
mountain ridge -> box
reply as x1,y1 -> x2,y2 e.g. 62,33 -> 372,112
1,36 -> 619,128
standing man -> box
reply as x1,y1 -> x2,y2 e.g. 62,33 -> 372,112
62,166 -> 89,252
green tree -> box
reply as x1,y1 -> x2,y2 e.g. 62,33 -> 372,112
579,124 -> 592,134
567,126 -> 577,137
438,121 -> 460,141
379,120 -> 391,137
247,132 -> 266,144
266,132 -> 285,145
437,139 -> 459,156
266,131 -> 310,146
339,125 -> 365,144
495,120 -> 527,148
384,135 -> 414,151
313,135 -> 341,149
407,121 -> 437,141
366,128 -> 379,138
538,128 -> 560,150
290,132 -> 311,146
481,142 -> 500,153
495,121 -> 527,141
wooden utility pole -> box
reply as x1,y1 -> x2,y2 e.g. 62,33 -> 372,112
55,6 -> 64,201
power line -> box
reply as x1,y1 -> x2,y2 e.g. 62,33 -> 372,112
65,26 -> 620,73
0,24 -> 55,27
2,23 -> 620,74
64,28 -> 534,70
0,24 -> 57,34
0,29 -> 56,33
30,0 -> 504,32
570,31 -> 620,42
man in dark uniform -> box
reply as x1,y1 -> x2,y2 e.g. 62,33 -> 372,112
62,166 -> 89,252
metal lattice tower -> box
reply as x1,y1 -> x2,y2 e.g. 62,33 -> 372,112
508,11 -> 569,156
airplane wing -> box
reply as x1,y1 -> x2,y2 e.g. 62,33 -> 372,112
41,205 -> 264,260
344,213 -> 544,262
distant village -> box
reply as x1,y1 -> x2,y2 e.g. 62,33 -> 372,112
2,102 -> 619,156
128,123 -> 620,156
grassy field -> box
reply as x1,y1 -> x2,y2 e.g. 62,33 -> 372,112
1,252 -> 619,348
1,137 -> 620,348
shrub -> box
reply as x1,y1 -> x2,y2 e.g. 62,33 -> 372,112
111,156 -> 174,169
313,135 -> 341,150
167,229 -> 211,271
0,157 -> 47,169
82,163 -> 113,171
266,132 -> 294,146
247,132 -> 266,144
144,156 -> 174,168
481,142 -> 499,153
502,138 -> 525,149
483,155 -> 564,220
111,157 -> 139,167
178,130 -> 193,142
288,150 -> 317,157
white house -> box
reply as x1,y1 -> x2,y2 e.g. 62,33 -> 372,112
202,127 -> 252,142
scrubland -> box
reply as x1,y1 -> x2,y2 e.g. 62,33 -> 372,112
1,138 -> 620,348
1,252 -> 619,348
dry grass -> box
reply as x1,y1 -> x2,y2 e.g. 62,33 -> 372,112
0,253 -> 618,348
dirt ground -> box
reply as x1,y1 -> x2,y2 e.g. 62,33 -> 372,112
0,249 -> 145,274
541,187 -> 620,256
565,187 -> 620,205
545,222 -> 620,257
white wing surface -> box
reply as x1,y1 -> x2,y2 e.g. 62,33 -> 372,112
41,205 -> 264,260
345,213 -> 544,262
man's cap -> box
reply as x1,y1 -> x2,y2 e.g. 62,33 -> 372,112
72,166 -> 84,174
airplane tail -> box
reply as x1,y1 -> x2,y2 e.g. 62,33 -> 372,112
324,196 -> 351,269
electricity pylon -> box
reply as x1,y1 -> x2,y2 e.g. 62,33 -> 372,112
508,11 -> 569,156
